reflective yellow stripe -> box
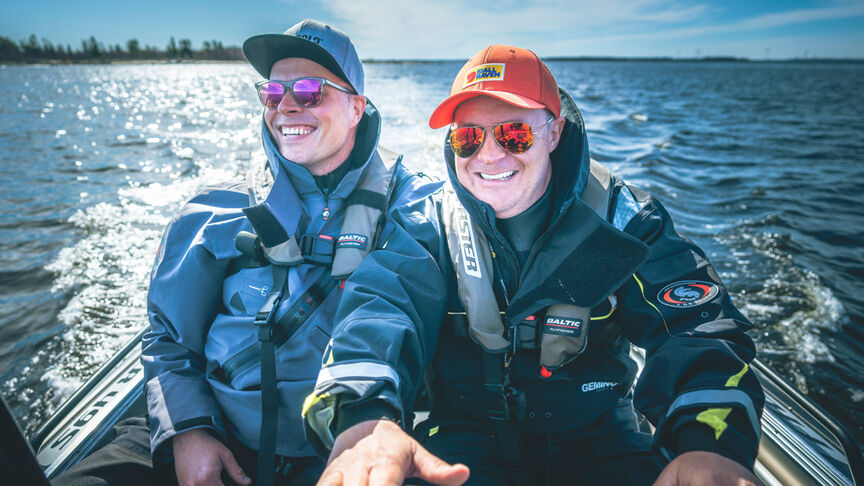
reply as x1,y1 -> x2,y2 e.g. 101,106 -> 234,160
725,363 -> 749,387
301,392 -> 331,418
633,274 -> 669,333
697,407 -> 733,440
428,426 -> 439,437
590,306 -> 617,321
696,358 -> 750,439
325,349 -> 334,366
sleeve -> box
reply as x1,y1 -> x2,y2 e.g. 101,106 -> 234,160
142,198 -> 230,460
303,175 -> 447,455
613,185 -> 765,468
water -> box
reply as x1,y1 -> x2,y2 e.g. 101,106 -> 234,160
1,61 -> 862,444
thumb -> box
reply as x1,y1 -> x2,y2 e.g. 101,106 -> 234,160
218,448 -> 251,485
410,444 -> 470,486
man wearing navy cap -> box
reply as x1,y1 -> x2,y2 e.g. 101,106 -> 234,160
53,19 -> 450,486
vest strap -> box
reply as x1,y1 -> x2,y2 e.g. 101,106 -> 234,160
442,162 -> 622,368
480,352 -> 531,484
331,147 -> 401,279
299,233 -> 336,266
255,264 -> 288,486
221,269 -> 337,383
442,186 -> 510,353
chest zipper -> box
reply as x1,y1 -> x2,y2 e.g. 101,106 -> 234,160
321,190 -> 330,221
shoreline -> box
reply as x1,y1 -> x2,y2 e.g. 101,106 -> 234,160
3,57 -> 864,67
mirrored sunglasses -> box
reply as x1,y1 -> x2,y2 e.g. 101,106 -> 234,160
449,119 -> 554,158
255,77 -> 354,109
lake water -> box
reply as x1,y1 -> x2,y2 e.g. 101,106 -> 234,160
1,60 -> 862,443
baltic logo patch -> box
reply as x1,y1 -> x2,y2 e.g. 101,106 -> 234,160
657,280 -> 719,308
464,63 -> 505,88
456,211 -> 482,278
336,233 -> 368,250
544,315 -> 583,337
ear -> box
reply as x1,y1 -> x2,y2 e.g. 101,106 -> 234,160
546,115 -> 566,153
348,95 -> 366,127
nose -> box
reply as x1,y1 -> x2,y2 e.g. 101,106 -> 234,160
474,130 -> 506,165
277,90 -> 302,114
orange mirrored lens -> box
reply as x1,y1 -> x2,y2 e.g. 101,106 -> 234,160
493,122 -> 533,154
449,122 -> 535,158
449,127 -> 485,158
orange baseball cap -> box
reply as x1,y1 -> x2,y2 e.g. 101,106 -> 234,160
428,44 -> 560,129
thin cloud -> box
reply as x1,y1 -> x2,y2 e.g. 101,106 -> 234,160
303,0 -> 710,57
279,0 -> 864,58
571,2 -> 864,45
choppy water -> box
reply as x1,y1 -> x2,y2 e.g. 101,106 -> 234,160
1,61 -> 862,444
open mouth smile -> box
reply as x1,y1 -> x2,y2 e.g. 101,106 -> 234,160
280,126 -> 315,136
479,170 -> 515,181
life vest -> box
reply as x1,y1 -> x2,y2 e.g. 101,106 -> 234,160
234,146 -> 400,486
442,160 -> 615,370
241,146 -> 401,278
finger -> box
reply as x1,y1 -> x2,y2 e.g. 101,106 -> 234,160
367,463 -> 406,486
651,468 -> 676,486
218,448 -> 251,486
410,445 -> 470,486
341,462 -> 369,486
316,469 -> 343,486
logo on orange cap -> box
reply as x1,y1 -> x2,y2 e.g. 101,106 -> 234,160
463,63 -> 506,88
428,44 -> 561,129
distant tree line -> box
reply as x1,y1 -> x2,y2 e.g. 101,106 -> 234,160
0,34 -> 244,63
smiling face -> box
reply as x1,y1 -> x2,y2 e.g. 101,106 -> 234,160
264,58 -> 366,176
452,96 -> 564,218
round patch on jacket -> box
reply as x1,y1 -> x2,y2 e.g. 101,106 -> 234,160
657,281 -> 718,308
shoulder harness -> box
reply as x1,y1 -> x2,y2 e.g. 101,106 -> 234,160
236,146 -> 401,486
442,159 -> 616,370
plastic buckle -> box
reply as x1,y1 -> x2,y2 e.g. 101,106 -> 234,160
484,383 -> 510,421
299,234 -> 335,266
254,293 -> 282,341
505,386 -> 527,422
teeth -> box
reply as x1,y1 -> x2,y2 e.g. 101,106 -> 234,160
479,171 -> 515,181
281,126 -> 313,136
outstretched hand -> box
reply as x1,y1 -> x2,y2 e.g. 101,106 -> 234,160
173,429 -> 251,486
316,419 -> 470,486
653,451 -> 761,486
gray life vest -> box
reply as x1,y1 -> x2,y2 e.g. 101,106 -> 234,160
244,146 -> 400,278
236,146 -> 401,486
443,160 -> 616,370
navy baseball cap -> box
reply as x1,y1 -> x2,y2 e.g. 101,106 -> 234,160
243,19 -> 364,95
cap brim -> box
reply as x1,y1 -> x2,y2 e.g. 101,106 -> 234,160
243,34 -> 354,91
428,90 -> 546,129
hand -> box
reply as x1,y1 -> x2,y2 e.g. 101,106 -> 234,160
173,429 -> 251,486
316,419 -> 470,486
653,451 -> 761,486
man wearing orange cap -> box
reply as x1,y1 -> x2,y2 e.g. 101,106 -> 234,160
312,45 -> 764,486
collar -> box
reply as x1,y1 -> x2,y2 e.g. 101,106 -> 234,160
260,97 -> 383,201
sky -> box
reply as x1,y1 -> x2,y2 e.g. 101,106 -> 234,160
2,0 -> 863,60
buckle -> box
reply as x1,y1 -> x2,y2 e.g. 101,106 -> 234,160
299,234 -> 335,266
484,383 -> 510,421
254,292 -> 282,342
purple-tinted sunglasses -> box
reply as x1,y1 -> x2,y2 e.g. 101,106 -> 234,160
255,77 -> 354,109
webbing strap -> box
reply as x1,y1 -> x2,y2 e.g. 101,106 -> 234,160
255,265 -> 287,486
221,270 -> 336,382
481,352 -> 509,421
480,352 -> 531,485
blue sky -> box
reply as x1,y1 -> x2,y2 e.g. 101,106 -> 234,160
3,0 -> 863,59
